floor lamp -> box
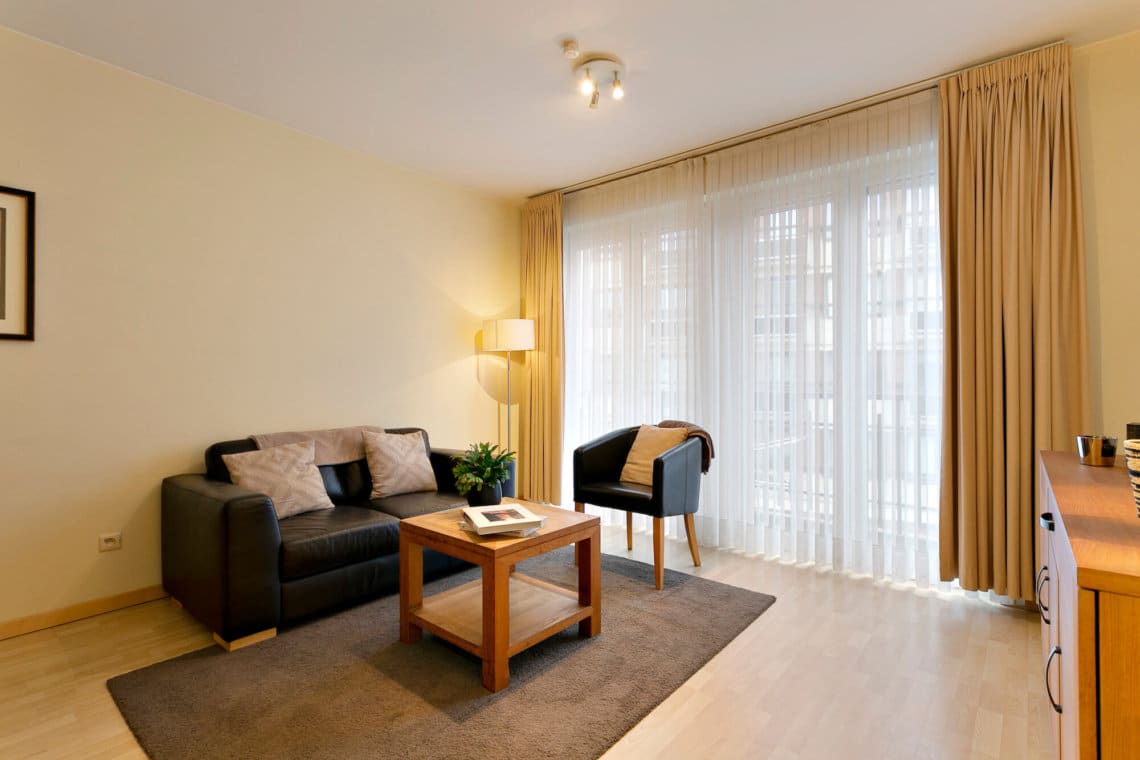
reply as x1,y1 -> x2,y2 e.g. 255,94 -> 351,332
483,318 -> 535,463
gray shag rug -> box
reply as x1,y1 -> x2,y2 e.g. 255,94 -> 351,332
108,549 -> 775,759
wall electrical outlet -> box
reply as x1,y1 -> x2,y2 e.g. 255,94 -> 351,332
98,532 -> 123,552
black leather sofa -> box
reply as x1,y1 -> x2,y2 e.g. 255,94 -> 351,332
161,427 -> 510,649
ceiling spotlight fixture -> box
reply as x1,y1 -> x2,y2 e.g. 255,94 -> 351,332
561,40 -> 626,110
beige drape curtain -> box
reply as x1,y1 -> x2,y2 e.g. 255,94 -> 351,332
938,44 -> 1091,600
519,192 -> 564,503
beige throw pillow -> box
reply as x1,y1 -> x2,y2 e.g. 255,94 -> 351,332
222,440 -> 334,519
363,430 -> 438,499
620,425 -> 689,486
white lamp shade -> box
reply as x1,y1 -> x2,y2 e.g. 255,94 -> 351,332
483,318 -> 535,352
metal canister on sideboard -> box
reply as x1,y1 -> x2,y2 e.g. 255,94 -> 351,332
1075,435 -> 1117,466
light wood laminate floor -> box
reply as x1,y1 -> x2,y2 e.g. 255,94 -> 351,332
0,526 -> 1052,760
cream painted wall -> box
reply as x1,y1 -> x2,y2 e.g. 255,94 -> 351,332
1074,30 -> 1140,441
0,28 -> 520,623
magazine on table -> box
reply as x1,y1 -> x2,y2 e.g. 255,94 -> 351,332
456,519 -> 540,538
460,503 -> 546,536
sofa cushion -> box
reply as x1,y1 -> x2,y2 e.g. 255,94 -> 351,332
620,425 -> 688,485
319,460 -> 372,506
222,441 -> 335,519
278,506 -> 400,581
363,430 -> 437,499
206,428 -> 437,505
212,447 -> 371,506
371,490 -> 464,520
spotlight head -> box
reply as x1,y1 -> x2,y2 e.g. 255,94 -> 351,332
578,68 -> 596,96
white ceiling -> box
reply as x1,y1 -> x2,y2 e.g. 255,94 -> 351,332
1,0 -> 1138,200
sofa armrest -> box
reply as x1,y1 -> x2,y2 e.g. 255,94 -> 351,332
653,437 -> 703,515
431,448 -> 517,498
161,474 -> 282,640
573,426 -> 640,493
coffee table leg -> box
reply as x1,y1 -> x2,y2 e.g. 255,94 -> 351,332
399,533 -> 423,643
573,501 -> 585,566
578,527 -> 601,637
482,558 -> 511,691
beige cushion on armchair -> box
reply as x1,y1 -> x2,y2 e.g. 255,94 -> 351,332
620,425 -> 688,486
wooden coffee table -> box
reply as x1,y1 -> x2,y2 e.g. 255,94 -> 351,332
398,499 -> 601,692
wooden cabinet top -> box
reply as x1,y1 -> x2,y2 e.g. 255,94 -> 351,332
1041,450 -> 1140,596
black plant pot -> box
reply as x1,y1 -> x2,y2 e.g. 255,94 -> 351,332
465,482 -> 503,507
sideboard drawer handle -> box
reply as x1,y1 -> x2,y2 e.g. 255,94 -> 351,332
1039,512 -> 1055,531
1045,646 -> 1062,714
1036,566 -> 1050,625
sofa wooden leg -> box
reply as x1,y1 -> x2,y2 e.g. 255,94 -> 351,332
653,517 -> 664,590
626,513 -> 634,551
213,628 -> 276,652
684,513 -> 701,567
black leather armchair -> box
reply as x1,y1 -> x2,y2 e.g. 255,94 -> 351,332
573,426 -> 702,589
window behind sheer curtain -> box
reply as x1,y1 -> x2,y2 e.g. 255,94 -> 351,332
564,91 -> 941,584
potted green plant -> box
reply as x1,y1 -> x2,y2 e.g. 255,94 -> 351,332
452,442 -> 515,506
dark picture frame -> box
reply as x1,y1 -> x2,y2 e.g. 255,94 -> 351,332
0,184 -> 35,341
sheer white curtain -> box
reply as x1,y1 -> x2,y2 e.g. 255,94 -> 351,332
564,90 -> 942,584
563,159 -> 710,545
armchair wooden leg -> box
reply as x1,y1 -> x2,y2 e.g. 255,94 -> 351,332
626,513 -> 633,551
653,517 -> 664,590
684,513 -> 701,567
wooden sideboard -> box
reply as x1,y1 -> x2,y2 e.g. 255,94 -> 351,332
1038,451 -> 1140,759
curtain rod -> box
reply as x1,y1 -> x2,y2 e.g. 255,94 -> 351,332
540,39 -> 1065,198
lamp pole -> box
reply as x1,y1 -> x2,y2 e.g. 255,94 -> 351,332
482,318 -> 535,496
505,348 -> 513,454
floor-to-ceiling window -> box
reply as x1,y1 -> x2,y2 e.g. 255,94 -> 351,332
563,91 -> 942,584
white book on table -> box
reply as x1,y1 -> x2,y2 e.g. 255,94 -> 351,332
460,504 -> 546,535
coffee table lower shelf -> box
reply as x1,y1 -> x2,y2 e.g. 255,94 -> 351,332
408,574 -> 592,658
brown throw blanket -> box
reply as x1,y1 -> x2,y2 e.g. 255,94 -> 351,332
657,420 -> 715,473
251,425 -> 385,466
